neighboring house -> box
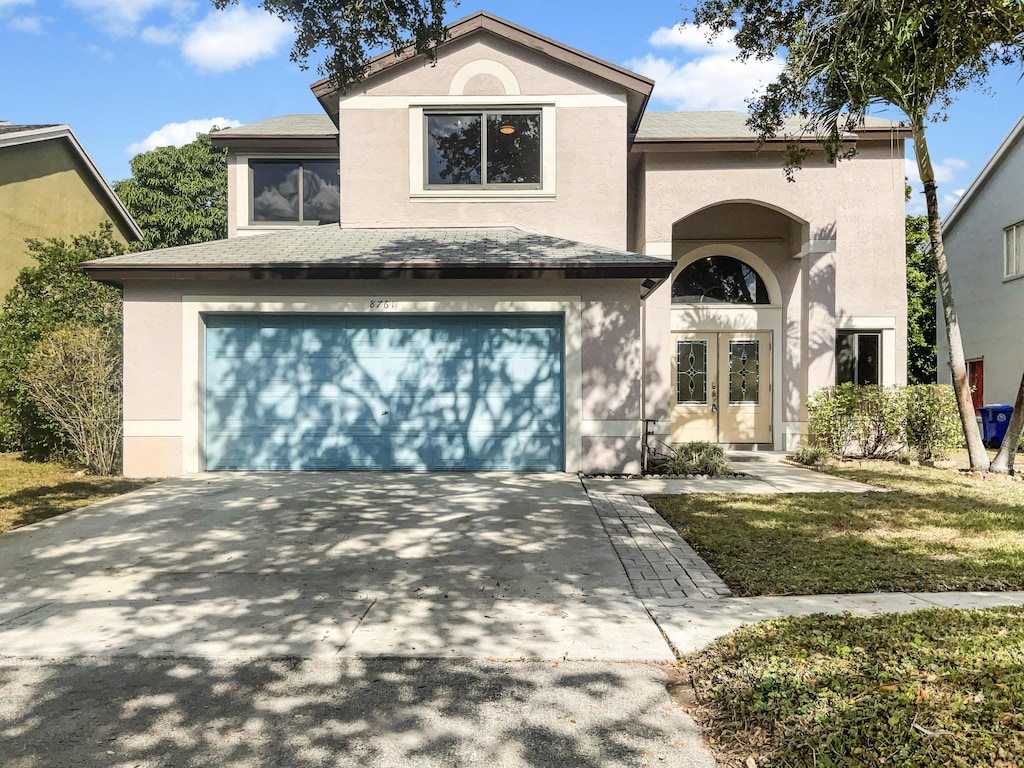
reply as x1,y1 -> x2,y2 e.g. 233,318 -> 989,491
936,113 -> 1024,410
84,12 -> 909,478
0,122 -> 142,298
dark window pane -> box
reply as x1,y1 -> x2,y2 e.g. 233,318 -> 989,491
856,333 -> 880,385
836,332 -> 857,384
728,340 -> 759,404
252,162 -> 300,221
486,113 -> 541,184
427,114 -> 481,185
302,160 -> 340,223
673,256 -> 770,304
676,340 -> 707,404
836,331 -> 881,385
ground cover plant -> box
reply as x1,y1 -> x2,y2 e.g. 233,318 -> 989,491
649,441 -> 732,476
685,607 -> 1024,768
0,453 -> 150,533
647,462 -> 1024,595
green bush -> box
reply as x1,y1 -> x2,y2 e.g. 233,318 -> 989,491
807,383 -> 858,457
850,385 -> 904,458
904,384 -> 963,460
792,444 -> 829,466
650,441 -> 732,476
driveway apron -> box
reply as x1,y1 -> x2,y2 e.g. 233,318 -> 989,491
0,472 -> 672,661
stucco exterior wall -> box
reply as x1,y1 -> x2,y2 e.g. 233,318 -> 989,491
637,138 -> 906,447
335,35 -> 630,249
121,277 -> 645,477
938,131 -> 1024,405
0,139 -> 135,297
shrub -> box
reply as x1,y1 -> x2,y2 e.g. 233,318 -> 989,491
792,444 -> 829,466
24,326 -> 123,475
807,383 -> 858,457
850,385 -> 904,458
651,441 -> 732,476
904,384 -> 963,460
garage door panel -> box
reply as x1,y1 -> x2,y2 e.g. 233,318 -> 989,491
205,314 -> 565,471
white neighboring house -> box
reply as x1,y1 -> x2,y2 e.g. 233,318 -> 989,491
937,113 -> 1024,411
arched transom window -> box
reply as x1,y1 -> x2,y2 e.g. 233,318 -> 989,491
672,256 -> 770,305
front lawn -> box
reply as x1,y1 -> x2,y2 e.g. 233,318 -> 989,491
647,462 -> 1024,595
685,607 -> 1024,768
0,453 -> 151,533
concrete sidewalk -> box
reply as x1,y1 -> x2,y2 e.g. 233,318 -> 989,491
647,591 -> 1024,654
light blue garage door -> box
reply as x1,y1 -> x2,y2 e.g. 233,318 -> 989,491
204,314 -> 565,471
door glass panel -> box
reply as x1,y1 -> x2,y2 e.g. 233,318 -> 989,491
676,340 -> 707,404
728,340 -> 759,404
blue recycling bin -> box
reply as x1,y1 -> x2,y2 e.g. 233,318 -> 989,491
978,405 -> 1014,448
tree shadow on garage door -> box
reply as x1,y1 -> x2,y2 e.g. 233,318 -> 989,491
204,314 -> 566,471
0,473 -> 699,766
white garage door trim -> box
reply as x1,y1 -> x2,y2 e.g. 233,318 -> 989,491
180,295 -> 584,474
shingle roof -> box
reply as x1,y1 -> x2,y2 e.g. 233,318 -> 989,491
83,226 -> 673,291
0,123 -> 61,136
213,114 -> 337,138
636,111 -> 907,141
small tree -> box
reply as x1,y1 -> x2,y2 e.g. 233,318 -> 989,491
0,226 -> 124,459
905,197 -> 935,384
25,327 -> 123,476
114,132 -> 228,251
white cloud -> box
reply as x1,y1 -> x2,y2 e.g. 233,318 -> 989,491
942,188 -> 967,209
65,0 -> 195,35
126,117 -> 242,155
8,15 -> 41,32
140,24 -> 179,45
181,5 -> 291,71
905,153 -> 971,216
626,24 -> 784,111
0,0 -> 33,9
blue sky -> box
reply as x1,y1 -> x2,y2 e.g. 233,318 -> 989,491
2,0 -> 1021,217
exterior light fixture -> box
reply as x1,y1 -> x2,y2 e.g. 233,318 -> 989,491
498,124 -> 516,135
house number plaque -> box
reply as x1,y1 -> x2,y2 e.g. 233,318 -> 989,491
369,300 -> 394,310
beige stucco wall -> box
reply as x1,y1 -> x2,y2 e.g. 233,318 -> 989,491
0,139 -> 135,298
638,138 -> 907,448
120,277 -> 646,477
938,130 -> 1024,405
335,34 -> 630,250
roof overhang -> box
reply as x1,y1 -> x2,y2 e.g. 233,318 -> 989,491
209,136 -> 338,152
311,11 -> 653,132
632,126 -> 913,152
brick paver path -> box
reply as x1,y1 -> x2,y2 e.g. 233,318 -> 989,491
588,492 -> 732,602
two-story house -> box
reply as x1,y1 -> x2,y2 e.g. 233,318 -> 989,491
85,12 -> 909,477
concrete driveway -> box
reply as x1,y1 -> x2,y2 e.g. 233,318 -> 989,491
0,473 -> 671,660
0,473 -> 719,768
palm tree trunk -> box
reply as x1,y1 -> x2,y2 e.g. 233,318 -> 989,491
989,370 -> 1024,474
912,120 -> 989,471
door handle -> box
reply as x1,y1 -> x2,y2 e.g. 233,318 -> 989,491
711,382 -> 718,413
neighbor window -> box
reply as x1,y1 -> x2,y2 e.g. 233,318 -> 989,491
836,331 -> 881,385
425,111 -> 541,187
1005,221 -> 1024,278
250,160 -> 339,224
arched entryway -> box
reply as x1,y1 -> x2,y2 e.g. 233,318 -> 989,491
667,201 -> 802,447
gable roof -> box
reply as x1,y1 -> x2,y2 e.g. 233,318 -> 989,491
83,224 -> 672,295
0,124 -> 143,241
635,111 -> 910,144
943,112 -> 1024,231
210,114 -> 338,151
311,11 -> 653,130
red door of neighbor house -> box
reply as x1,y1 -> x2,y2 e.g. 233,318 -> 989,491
968,359 -> 984,411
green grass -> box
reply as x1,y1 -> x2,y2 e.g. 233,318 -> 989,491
0,452 -> 152,534
685,607 -> 1024,768
647,462 -> 1024,595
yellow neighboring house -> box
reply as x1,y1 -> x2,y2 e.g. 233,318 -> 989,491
0,121 -> 142,299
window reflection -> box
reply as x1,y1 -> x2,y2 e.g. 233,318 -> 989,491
251,160 -> 339,224
673,256 -> 770,304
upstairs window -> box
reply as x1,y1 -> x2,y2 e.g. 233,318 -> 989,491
250,160 -> 339,225
1005,220 -> 1024,278
425,111 -> 541,188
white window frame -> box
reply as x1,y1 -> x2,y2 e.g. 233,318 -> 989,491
408,99 -> 557,200
1005,220 -> 1024,279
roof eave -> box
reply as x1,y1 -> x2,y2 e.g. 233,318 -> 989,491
944,112 -> 1024,231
